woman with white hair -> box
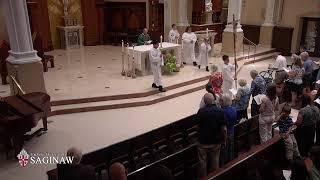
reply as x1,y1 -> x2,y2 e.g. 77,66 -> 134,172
220,94 -> 237,164
234,79 -> 251,120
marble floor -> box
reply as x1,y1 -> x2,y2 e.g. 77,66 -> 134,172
0,43 -> 275,101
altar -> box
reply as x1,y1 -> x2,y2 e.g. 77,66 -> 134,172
128,42 -> 181,76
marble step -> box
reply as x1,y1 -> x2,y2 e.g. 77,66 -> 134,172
50,80 -> 208,115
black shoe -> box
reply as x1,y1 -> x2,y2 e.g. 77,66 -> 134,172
193,62 -> 198,66
206,66 -> 209,72
198,65 -> 201,69
159,86 -> 166,92
183,62 -> 186,65
152,83 -> 159,88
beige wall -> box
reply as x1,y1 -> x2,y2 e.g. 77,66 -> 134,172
241,0 -> 265,25
279,0 -> 320,52
0,6 -> 8,42
242,0 -> 320,53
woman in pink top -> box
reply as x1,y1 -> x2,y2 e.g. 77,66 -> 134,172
259,84 -> 279,143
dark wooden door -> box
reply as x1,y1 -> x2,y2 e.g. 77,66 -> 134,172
27,0 -> 53,51
149,0 -> 164,41
272,26 -> 293,56
300,17 -> 320,57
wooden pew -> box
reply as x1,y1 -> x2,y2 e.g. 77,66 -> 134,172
205,136 -> 286,180
46,115 -> 267,180
234,115 -> 260,156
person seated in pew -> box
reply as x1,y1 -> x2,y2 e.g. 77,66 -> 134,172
233,79 -> 251,120
287,54 -> 305,107
275,104 -> 300,161
137,28 -> 151,46
109,162 -> 127,180
197,93 -> 227,178
220,94 -> 238,165
57,147 -> 96,180
259,84 -> 280,143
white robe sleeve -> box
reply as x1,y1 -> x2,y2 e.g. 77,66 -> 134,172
191,33 -> 197,43
223,65 -> 234,82
169,30 -> 175,42
149,49 -> 161,64
207,44 -> 211,52
182,33 -> 190,43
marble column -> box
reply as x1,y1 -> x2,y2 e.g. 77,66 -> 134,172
222,0 -> 243,56
176,0 -> 189,36
259,0 -> 276,47
1,0 -> 46,94
164,0 -> 172,41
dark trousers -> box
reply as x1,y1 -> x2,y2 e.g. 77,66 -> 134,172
237,109 -> 248,121
220,134 -> 234,166
295,125 -> 316,157
251,103 -> 260,117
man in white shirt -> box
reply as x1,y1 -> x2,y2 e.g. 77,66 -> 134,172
222,55 -> 236,97
149,40 -> 166,92
272,53 -> 287,70
168,24 -> 180,44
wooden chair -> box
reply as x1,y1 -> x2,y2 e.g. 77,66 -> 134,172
32,32 -> 54,72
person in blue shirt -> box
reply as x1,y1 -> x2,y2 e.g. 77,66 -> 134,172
275,104 -> 300,160
220,94 -> 237,165
249,70 -> 266,117
301,52 -> 314,93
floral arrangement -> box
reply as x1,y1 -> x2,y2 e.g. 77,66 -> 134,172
159,48 -> 177,73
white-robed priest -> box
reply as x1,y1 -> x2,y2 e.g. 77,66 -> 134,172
222,55 -> 236,97
198,38 -> 211,71
169,24 -> 180,44
182,26 -> 198,66
149,40 -> 166,92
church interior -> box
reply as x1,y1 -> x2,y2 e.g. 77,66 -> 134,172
0,0 -> 320,180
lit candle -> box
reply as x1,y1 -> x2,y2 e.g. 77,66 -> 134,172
121,40 -> 124,53
206,28 -> 209,38
160,35 -> 163,47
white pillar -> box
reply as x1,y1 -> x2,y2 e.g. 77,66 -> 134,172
177,0 -> 189,26
1,0 -> 41,64
262,0 -> 276,27
224,0 -> 243,32
164,0 -> 172,41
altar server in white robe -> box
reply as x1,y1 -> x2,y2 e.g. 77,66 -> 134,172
169,24 -> 180,44
149,40 -> 166,92
198,38 -> 211,71
182,26 -> 198,66
222,55 -> 236,96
